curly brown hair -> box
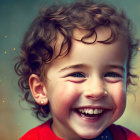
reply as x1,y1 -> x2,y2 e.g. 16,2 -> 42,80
15,0 -> 139,120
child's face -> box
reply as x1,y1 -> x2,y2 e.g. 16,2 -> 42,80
45,28 -> 128,140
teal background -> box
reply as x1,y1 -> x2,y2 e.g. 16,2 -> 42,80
0,0 -> 140,139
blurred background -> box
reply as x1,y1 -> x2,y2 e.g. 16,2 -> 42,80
0,0 -> 140,139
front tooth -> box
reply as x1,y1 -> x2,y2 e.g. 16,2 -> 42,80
78,108 -> 103,114
93,109 -> 103,114
93,109 -> 99,114
88,109 -> 94,114
85,109 -> 88,114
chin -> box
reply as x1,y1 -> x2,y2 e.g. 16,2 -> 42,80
77,129 -> 104,140
79,134 -> 99,139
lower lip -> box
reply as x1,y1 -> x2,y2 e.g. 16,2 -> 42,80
73,110 -> 108,123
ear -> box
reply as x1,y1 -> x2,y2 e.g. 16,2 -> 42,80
29,74 -> 48,106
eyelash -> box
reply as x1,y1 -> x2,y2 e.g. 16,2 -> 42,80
68,72 -> 85,78
104,72 -> 122,78
66,71 -> 123,84
68,72 -> 122,77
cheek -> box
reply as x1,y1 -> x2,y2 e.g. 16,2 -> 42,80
110,83 -> 126,120
116,84 -> 126,108
49,82 -> 81,114
108,82 -> 126,105
115,89 -> 126,111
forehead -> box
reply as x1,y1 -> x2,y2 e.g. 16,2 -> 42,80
50,27 -> 128,69
73,27 -> 112,42
53,26 -> 128,59
71,27 -> 128,55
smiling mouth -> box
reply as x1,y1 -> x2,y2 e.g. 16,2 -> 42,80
74,107 -> 107,119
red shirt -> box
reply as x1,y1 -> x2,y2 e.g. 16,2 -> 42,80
19,120 -> 140,140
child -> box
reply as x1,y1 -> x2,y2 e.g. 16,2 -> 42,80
15,0 -> 140,139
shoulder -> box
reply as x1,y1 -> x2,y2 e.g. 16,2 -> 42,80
19,120 -> 51,140
109,124 -> 140,140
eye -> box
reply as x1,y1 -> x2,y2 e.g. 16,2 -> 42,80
68,72 -> 85,78
66,72 -> 86,83
104,72 -> 123,83
104,72 -> 122,78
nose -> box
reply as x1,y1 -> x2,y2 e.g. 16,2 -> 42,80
83,78 -> 107,100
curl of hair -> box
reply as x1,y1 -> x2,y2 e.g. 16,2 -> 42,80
15,0 -> 139,120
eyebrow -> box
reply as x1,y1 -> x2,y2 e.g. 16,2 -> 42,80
59,64 -> 87,72
107,64 -> 125,72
